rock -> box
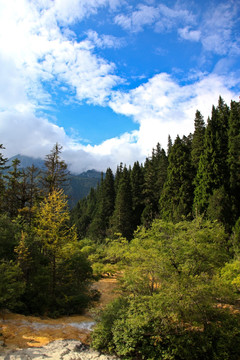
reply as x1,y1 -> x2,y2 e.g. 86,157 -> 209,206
0,340 -> 119,360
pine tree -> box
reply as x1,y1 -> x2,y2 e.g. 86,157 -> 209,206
114,162 -> 123,194
131,161 -> 145,229
159,135 -> 194,222
191,110 -> 205,171
0,145 -> 8,213
193,99 -> 230,214
72,187 -> 98,239
142,143 -> 168,227
4,158 -> 22,218
109,166 -> 133,240
167,135 -> 173,156
35,188 -> 77,306
88,168 -> 115,241
24,165 -> 42,225
228,100 -> 240,223
41,143 -> 69,194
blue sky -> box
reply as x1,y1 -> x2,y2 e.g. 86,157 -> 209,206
0,0 -> 239,173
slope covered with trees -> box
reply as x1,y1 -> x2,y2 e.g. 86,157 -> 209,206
72,97 -> 240,238
0,144 -> 94,316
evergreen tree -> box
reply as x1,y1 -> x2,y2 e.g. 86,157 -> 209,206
216,96 -> 230,189
72,187 -> 98,239
4,158 -> 22,218
41,143 -> 69,194
35,188 -> 77,309
131,161 -> 145,229
23,165 -> 42,225
191,110 -> 205,171
0,260 -> 25,313
88,168 -> 115,241
194,100 -> 230,214
114,162 -> 123,194
159,135 -> 194,222
141,144 -> 168,227
0,145 -> 8,213
228,100 -> 240,223
167,135 -> 173,156
109,166 -> 133,240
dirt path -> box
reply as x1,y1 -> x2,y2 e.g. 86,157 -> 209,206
0,277 -> 118,351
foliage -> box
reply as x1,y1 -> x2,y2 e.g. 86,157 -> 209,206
92,218 -> 240,359
159,136 -> 194,222
32,188 -> 94,315
0,214 -> 20,260
0,260 -> 25,312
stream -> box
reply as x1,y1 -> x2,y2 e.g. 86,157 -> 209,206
0,313 -> 96,350
0,278 -> 118,351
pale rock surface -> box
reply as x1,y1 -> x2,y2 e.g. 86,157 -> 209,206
0,340 -> 119,360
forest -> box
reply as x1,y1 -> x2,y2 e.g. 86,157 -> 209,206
0,96 -> 240,359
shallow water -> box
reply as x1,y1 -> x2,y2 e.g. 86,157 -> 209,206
0,278 -> 118,351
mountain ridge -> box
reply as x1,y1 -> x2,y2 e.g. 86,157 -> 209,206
6,154 -> 102,208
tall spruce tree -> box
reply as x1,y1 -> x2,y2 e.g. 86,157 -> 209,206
191,110 -> 205,171
88,168 -> 115,241
72,187 -> 98,239
194,99 -> 230,214
4,158 -> 22,218
0,145 -> 8,213
109,166 -> 133,240
167,135 -> 173,156
130,161 -> 145,229
141,143 -> 168,227
42,143 -> 69,194
114,162 -> 123,194
228,100 -> 240,223
159,135 -> 194,222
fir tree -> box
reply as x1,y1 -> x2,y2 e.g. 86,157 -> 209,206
228,100 -> 240,223
4,158 -> 22,218
88,168 -> 115,241
167,135 -> 173,156
0,145 -> 8,213
194,100 -> 230,214
109,166 -> 133,240
191,110 -> 205,171
35,188 -> 77,307
41,143 -> 69,194
159,135 -> 194,222
131,161 -> 145,229
141,144 -> 168,227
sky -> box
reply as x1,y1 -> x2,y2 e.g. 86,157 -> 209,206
0,0 -> 240,173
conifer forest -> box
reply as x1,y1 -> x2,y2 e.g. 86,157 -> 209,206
1,97 -> 240,359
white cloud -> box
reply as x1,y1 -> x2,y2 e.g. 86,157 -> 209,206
178,27 -> 201,42
0,110 -> 68,158
155,3 -> 195,32
177,2 -> 240,56
199,3 -> 238,55
0,0 -> 124,113
115,4 -> 159,32
35,0 -> 125,25
0,0 -> 239,174
114,2 -> 195,33
108,72 -> 239,157
1,71 -> 238,173
86,30 -> 125,49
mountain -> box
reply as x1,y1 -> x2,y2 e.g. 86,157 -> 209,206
66,171 -> 102,208
6,154 -> 45,170
6,155 -> 102,208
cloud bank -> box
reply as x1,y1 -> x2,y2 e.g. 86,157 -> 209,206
0,0 -> 239,173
